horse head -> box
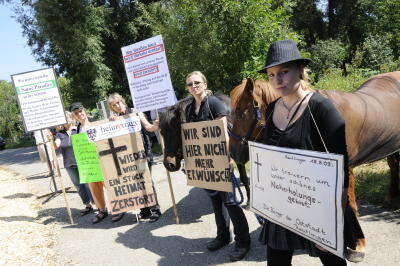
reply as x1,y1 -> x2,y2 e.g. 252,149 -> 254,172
229,78 -> 279,164
159,97 -> 192,172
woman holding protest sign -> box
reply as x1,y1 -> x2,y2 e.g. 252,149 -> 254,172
183,71 -> 251,262
70,102 -> 110,224
54,111 -> 93,216
256,40 -> 364,265
107,92 -> 161,223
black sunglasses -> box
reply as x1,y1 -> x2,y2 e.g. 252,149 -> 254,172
186,81 -> 203,87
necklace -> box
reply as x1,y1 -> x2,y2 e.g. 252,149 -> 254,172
281,96 -> 303,119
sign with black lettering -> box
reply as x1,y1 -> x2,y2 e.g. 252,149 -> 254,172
11,68 -> 66,132
181,120 -> 232,192
93,115 -> 155,214
249,141 -> 345,258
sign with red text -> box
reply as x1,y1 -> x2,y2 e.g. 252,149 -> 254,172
92,116 -> 155,214
121,35 -> 177,112
11,68 -> 66,132
181,120 -> 232,192
249,141 -> 345,258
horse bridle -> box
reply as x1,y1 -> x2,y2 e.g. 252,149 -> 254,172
230,100 -> 265,144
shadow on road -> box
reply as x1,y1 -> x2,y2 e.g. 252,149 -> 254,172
358,204 -> 400,224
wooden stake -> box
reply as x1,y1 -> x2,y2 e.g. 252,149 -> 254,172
155,109 -> 180,224
49,135 -> 74,224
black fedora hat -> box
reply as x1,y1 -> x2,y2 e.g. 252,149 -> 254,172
257,39 -> 311,73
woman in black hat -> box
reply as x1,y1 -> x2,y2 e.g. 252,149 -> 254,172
257,40 -> 364,265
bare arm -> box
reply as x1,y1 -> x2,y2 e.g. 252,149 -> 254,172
139,112 -> 159,132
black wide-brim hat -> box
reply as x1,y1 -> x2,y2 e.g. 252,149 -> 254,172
257,39 -> 311,73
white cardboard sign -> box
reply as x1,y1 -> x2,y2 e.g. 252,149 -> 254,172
11,68 -> 66,132
85,115 -> 141,142
249,141 -> 345,258
121,35 -> 177,112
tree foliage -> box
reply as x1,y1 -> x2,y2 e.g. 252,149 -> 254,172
15,0 -> 157,107
0,81 -> 23,138
142,0 -> 298,95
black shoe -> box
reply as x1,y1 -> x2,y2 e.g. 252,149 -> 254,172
92,209 -> 108,224
139,208 -> 151,219
111,212 -> 125,223
79,205 -> 93,216
149,209 -> 161,223
206,238 -> 230,252
229,242 -> 250,262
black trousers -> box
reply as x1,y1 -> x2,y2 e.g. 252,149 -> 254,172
267,246 -> 347,266
209,192 -> 250,247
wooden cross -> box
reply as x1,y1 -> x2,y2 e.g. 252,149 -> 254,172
254,153 -> 262,183
99,138 -> 127,176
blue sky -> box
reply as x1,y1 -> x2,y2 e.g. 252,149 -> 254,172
0,3 -> 44,82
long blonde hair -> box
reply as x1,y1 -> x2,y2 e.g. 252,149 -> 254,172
107,92 -> 127,112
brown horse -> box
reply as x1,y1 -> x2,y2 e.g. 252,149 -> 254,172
230,71 -> 400,253
230,72 -> 400,204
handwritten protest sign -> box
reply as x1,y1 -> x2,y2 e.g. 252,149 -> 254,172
181,120 -> 232,192
91,115 -> 156,214
249,141 -> 344,258
11,68 -> 66,132
71,133 -> 104,183
121,35 -> 177,112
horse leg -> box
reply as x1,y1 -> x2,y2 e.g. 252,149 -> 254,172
387,152 -> 400,200
347,168 -> 359,216
347,168 -> 366,257
237,163 -> 250,207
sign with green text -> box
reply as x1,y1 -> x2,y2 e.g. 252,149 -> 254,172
11,67 -> 66,132
71,133 -> 104,183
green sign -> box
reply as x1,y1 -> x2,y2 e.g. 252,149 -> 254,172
72,133 -> 104,183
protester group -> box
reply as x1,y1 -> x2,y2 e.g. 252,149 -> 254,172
35,40 -> 364,265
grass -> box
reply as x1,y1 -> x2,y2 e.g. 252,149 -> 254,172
5,138 -> 36,149
354,159 -> 396,207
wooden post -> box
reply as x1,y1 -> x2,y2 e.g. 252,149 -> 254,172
154,109 -> 180,224
49,135 -> 74,225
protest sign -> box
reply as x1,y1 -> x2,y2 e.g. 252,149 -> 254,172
96,132 -> 156,214
11,68 -> 66,132
181,120 -> 232,192
249,141 -> 345,258
121,35 -> 177,112
71,133 -> 104,183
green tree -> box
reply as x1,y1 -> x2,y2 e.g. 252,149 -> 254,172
361,34 -> 394,72
15,0 -> 158,107
0,81 -> 23,138
142,0 -> 299,95
309,39 -> 346,79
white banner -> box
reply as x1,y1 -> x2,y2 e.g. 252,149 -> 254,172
11,68 -> 66,132
249,141 -> 345,258
121,35 -> 177,112
85,116 -> 141,142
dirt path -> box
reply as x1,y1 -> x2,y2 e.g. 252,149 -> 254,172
0,168 -> 57,265
1,147 -> 400,265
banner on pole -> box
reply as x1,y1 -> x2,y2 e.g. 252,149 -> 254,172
85,116 -> 141,142
11,68 -> 66,132
121,35 -> 177,112
181,120 -> 232,192
71,133 -> 104,183
249,141 -> 345,258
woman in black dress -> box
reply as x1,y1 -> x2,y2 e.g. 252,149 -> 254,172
256,40 -> 364,265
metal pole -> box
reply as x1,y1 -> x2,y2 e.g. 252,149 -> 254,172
154,109 -> 179,224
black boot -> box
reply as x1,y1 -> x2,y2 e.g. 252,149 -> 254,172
206,237 -> 230,251
229,241 -> 250,261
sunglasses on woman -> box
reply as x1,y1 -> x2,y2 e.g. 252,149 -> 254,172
186,81 -> 203,87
